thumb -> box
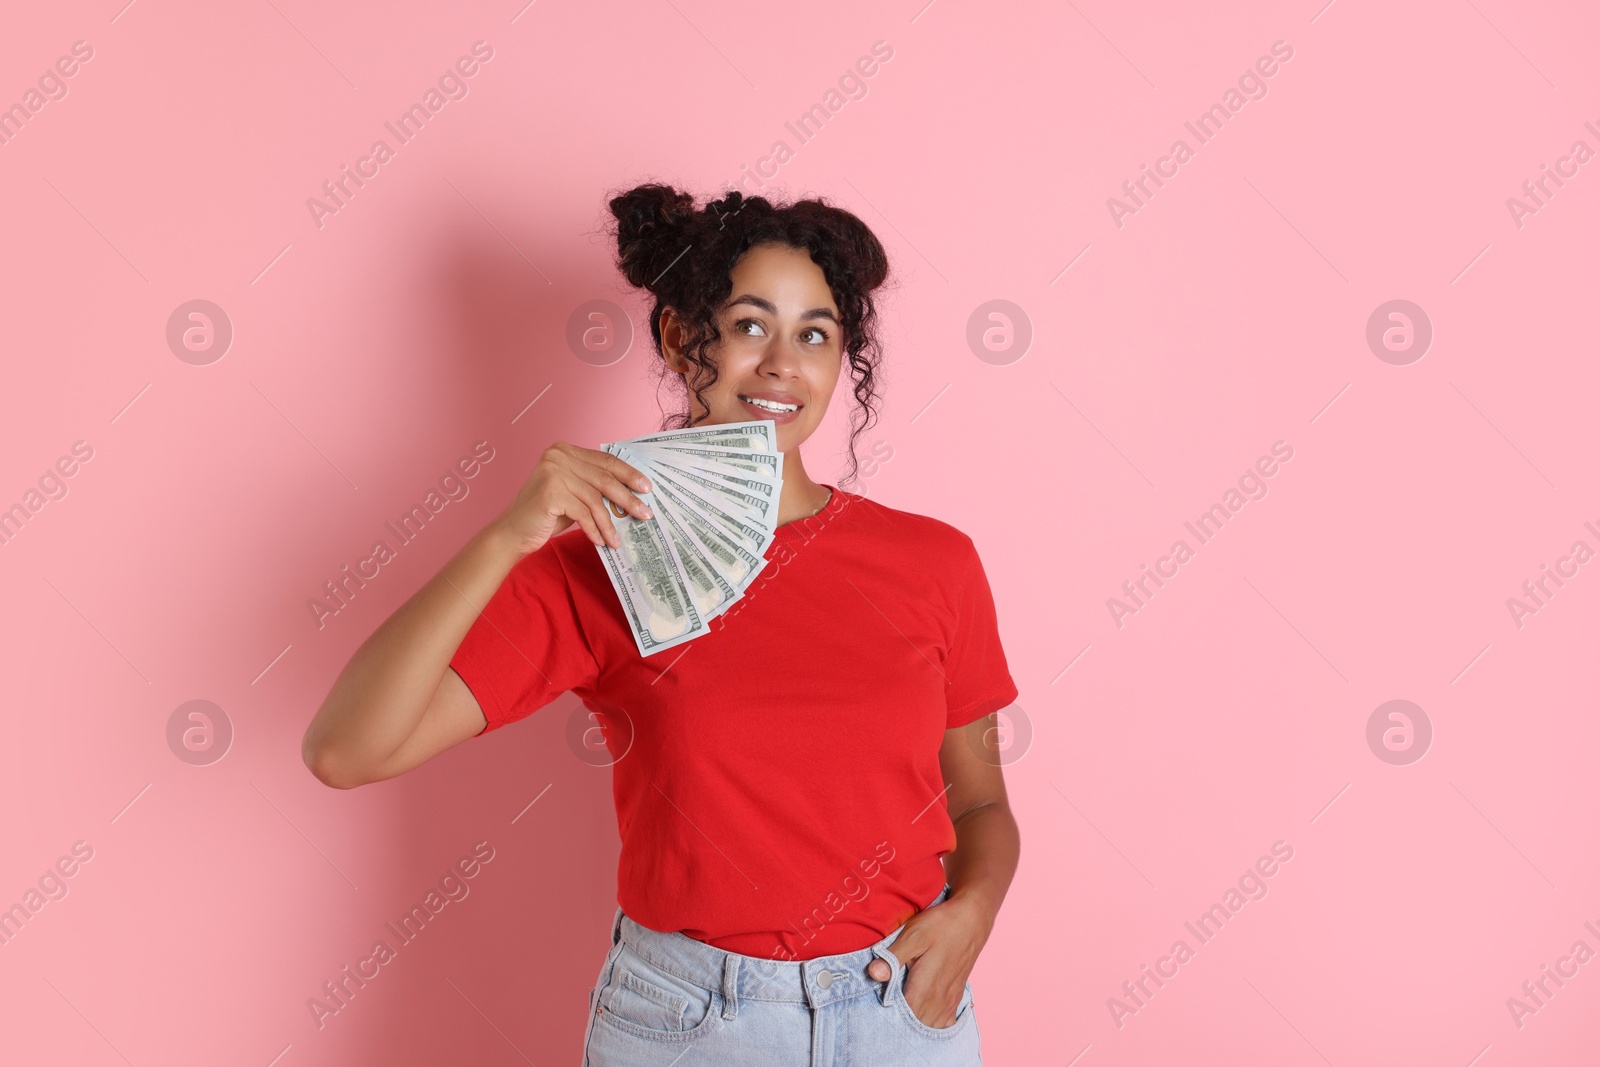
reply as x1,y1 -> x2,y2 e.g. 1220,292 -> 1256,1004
867,957 -> 892,981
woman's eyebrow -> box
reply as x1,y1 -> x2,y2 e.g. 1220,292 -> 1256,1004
725,293 -> 840,324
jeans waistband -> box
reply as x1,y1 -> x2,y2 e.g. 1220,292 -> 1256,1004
609,883 -> 951,1014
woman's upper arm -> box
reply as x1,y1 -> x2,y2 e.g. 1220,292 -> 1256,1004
939,715 -> 1010,821
359,667 -> 489,785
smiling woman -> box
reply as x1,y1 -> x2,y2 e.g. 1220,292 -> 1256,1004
301,182 -> 1020,1066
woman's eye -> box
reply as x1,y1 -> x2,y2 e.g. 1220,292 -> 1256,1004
731,318 -> 829,345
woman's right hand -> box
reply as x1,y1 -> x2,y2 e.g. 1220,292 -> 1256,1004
493,442 -> 654,556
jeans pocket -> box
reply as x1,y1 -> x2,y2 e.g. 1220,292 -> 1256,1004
597,944 -> 718,1040
893,964 -> 975,1039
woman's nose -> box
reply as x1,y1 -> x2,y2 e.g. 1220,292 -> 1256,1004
758,342 -> 800,375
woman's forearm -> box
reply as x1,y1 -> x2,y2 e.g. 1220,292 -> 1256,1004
944,801 -> 1020,929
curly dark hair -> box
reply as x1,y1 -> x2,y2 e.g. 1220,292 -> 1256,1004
604,183 -> 893,487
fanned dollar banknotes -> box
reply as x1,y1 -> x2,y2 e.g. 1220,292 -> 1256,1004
594,419 -> 784,657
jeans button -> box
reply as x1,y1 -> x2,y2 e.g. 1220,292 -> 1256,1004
817,970 -> 834,989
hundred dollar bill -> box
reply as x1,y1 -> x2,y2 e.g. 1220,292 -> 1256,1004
633,442 -> 783,480
606,440 -> 766,600
596,418 -> 786,649
638,453 -> 780,525
648,475 -> 769,594
641,450 -> 781,508
594,487 -> 708,657
607,445 -> 738,618
624,418 -> 777,453
644,457 -> 777,529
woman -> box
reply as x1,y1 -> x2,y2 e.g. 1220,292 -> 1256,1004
301,184 -> 1020,1064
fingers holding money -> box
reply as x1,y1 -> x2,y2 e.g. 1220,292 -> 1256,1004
595,451 -> 654,515
495,442 -> 658,556
570,454 -> 655,549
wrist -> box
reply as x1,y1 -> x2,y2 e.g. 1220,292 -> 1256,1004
480,515 -> 536,564
945,878 -> 1003,931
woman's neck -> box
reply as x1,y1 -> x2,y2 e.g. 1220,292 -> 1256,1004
775,450 -> 832,527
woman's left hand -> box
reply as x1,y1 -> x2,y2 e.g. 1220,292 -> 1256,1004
866,891 -> 996,1028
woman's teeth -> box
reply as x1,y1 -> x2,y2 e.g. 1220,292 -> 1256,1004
740,396 -> 799,412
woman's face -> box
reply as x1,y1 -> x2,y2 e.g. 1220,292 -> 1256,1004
661,242 -> 843,452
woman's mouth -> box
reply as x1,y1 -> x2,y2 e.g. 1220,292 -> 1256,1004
737,393 -> 803,423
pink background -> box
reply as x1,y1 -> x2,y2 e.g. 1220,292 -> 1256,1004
3,0 -> 1598,1063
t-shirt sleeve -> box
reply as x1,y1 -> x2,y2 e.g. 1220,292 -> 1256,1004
448,538 -> 601,736
943,535 -> 1019,730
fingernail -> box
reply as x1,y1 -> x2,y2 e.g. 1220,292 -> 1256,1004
642,505 -> 654,519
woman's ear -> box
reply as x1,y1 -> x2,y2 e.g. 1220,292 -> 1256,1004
659,306 -> 686,374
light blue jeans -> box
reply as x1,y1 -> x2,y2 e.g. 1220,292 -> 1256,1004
581,884 -> 981,1065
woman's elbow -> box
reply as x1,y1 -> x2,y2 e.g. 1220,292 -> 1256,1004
302,733 -> 369,790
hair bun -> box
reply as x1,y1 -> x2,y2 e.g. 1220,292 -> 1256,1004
608,184 -> 698,290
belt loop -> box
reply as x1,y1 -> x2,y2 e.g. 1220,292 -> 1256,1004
610,906 -> 625,948
871,945 -> 901,1007
720,953 -> 740,1020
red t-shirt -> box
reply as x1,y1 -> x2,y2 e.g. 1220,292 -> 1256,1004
448,484 -> 1018,959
